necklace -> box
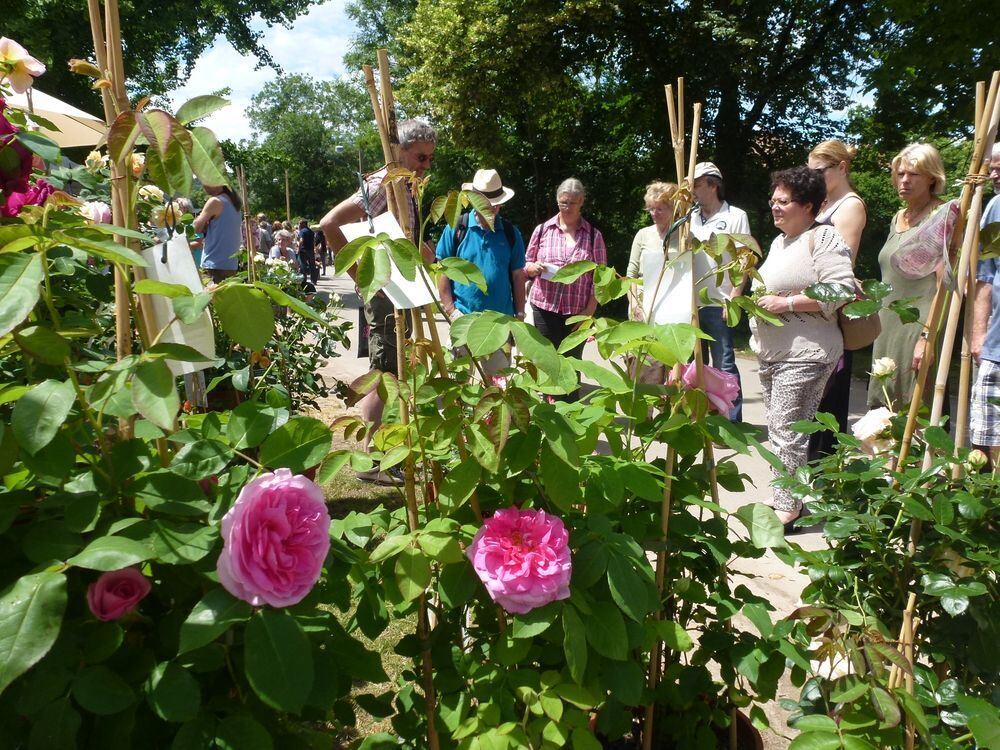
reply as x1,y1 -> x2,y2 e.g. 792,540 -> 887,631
903,198 -> 934,228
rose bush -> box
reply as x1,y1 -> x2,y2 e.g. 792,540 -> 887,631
217,468 -> 331,607
467,507 -> 572,614
86,567 -> 152,621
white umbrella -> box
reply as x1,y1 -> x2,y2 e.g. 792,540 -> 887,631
6,87 -> 106,148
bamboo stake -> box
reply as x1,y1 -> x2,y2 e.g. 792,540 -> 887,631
237,166 -> 256,284
954,81 -> 989,457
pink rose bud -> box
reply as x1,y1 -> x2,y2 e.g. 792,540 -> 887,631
217,468 -> 331,608
671,362 -> 740,416
467,507 -> 572,614
80,200 -> 112,224
87,567 -> 152,621
198,475 -> 219,496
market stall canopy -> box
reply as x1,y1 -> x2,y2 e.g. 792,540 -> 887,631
6,88 -> 106,148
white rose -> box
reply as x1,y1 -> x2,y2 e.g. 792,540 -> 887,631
852,407 -> 894,445
138,184 -> 164,202
871,357 -> 897,380
965,449 -> 988,471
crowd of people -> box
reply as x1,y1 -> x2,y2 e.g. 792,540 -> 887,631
317,119 -> 1000,529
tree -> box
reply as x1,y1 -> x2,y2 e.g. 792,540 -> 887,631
228,74 -> 382,222
5,0 -> 316,113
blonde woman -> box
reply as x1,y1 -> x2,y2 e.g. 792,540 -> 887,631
625,181 -> 679,383
806,140 -> 867,459
867,142 -> 947,409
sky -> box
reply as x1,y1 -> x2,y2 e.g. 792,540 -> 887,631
167,0 -> 357,143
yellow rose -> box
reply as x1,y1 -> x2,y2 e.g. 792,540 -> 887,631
131,152 -> 145,178
138,184 -> 164,203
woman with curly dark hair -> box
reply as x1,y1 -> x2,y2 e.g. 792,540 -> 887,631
749,166 -> 855,531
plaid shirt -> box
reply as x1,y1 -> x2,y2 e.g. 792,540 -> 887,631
351,167 -> 418,238
526,215 -> 607,314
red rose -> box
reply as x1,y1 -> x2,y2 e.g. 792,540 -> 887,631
86,567 -> 152,621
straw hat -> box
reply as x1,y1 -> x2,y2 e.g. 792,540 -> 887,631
461,169 -> 514,206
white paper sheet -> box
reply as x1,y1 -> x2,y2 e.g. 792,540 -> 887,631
540,262 -> 561,281
642,249 -> 694,325
340,212 -> 437,310
140,234 -> 216,377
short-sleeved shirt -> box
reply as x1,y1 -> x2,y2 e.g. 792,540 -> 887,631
298,227 -> 314,255
975,194 -> 1000,363
351,166 -> 418,235
525,215 -> 607,315
690,201 -> 752,304
436,214 -> 526,315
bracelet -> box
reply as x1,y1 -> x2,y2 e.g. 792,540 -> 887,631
787,296 -> 795,313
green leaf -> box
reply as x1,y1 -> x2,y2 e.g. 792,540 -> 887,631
178,588 -> 253,654
52,230 -> 148,267
67,536 -> 153,570
255,281 -> 323,323
71,665 -> 135,715
606,553 -> 651,622
437,459 -> 480,511
439,256 -> 487,292
369,533 -> 412,563
226,400 -> 280,449
551,261 -> 598,284
585,600 -> 627,660
213,285 -> 275,351
417,532 -> 465,563
466,312 -> 511,356
14,325 -> 70,364
27,697 -> 80,750
186,127 -> 230,187
215,715 -> 273,750
146,137 -> 193,198
244,610 -> 313,713
11,379 -> 75,455
175,95 -> 230,126
334,235 -> 374,276
386,237 -> 420,282
735,503 -> 787,548
0,252 -> 43,337
134,279 -> 193,298
562,606 -> 588,684
132,359 -> 180,430
804,282 -> 854,303
146,342 -> 220,364
787,731 -> 843,750
510,321 -> 562,380
356,242 -> 392,302
0,571 -> 67,695
395,547 -> 432,602
653,620 -> 694,652
259,417 -> 332,471
955,695 -> 1000,749
146,661 -> 200,722
172,292 -> 212,324
150,521 -> 217,565
14,131 -> 60,162
170,439 -> 229,480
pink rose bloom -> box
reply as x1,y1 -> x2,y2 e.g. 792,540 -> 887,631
467,507 -> 572,614
217,468 -> 331,608
672,361 -> 740,415
80,200 -> 112,224
87,567 -> 152,621
2,177 -> 54,217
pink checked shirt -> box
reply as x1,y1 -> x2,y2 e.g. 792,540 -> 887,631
526,215 -> 607,315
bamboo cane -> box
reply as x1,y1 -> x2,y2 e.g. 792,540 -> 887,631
237,167 -> 256,285
954,81 -> 989,457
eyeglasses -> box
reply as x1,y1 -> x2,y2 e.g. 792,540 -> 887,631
557,199 -> 582,208
812,164 -> 834,173
768,198 -> 796,208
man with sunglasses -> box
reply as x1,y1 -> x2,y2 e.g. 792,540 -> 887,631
320,119 -> 437,486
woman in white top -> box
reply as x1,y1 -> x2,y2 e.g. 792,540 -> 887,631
806,140 -> 868,460
751,166 -> 855,531
625,181 -> 680,383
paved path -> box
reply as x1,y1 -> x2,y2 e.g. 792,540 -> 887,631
310,270 -> 874,747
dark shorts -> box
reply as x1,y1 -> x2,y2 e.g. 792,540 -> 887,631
365,291 -> 410,376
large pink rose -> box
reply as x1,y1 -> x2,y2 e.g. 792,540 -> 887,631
467,507 -> 572,614
217,468 -> 331,608
87,567 -> 152,621
673,361 -> 740,415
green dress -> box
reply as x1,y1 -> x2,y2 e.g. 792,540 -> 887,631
866,208 -> 940,409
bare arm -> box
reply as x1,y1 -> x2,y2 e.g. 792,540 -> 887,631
438,272 -> 455,315
972,280 -> 993,363
512,269 -> 526,316
319,197 -> 367,280
831,200 -> 867,262
193,197 -> 222,234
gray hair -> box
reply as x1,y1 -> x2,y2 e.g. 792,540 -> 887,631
398,119 -> 437,149
556,177 -> 586,200
993,142 -> 1000,160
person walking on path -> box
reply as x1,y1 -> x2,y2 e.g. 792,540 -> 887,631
297,218 -> 318,286
193,183 -> 242,284
806,140 -> 867,460
750,166 -> 855,531
691,161 -> 752,422
866,143 -> 948,410
968,143 -> 1000,465
523,178 -> 607,400
319,119 -> 437,485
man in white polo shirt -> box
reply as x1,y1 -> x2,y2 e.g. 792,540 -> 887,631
690,161 -> 752,422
